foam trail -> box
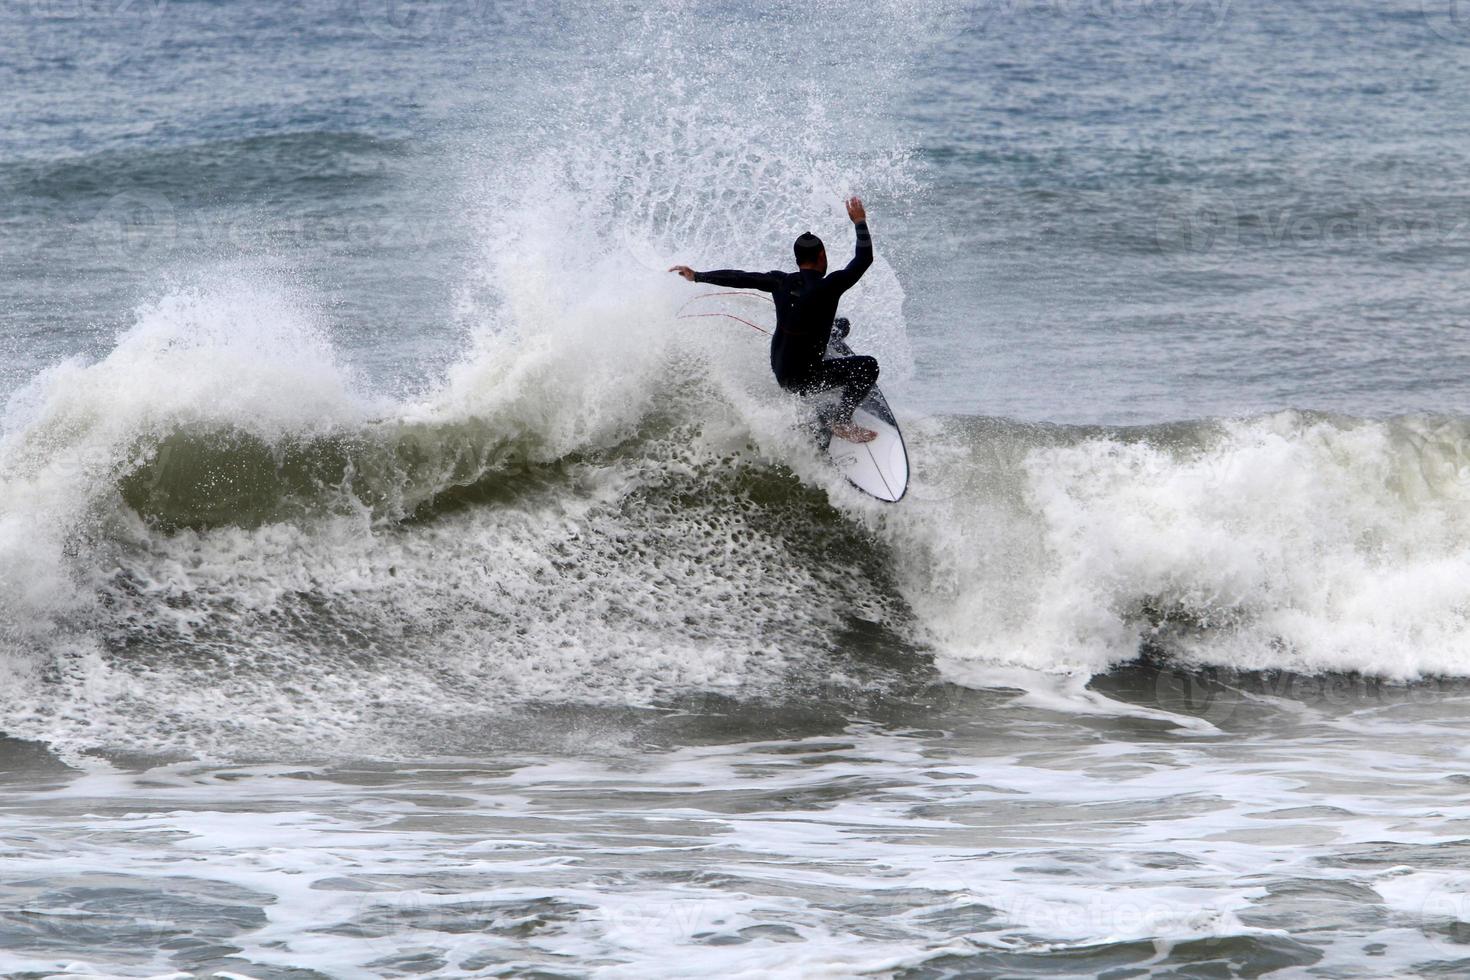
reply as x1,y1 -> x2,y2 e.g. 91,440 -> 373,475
885,412 -> 1470,685
940,663 -> 1220,733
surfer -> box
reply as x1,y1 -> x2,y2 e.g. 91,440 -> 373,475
670,196 -> 879,443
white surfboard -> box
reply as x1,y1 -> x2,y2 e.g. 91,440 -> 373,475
821,333 -> 909,503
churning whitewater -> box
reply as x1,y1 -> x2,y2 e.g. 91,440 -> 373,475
7,0 -> 1470,755
5,258 -> 1470,759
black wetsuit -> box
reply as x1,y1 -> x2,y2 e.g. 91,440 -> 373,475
693,221 -> 877,425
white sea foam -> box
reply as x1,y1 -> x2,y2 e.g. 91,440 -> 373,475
8,265 -> 1470,759
0,279 -> 369,690
885,411 -> 1470,685
6,708 -> 1470,976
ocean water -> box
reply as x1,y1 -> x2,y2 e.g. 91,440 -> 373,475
5,0 -> 1470,975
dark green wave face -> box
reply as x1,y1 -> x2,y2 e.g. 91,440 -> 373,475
110,401 -> 858,532
56,397 -> 927,759
116,418 -> 544,531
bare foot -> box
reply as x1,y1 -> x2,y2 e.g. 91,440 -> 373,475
831,422 -> 877,444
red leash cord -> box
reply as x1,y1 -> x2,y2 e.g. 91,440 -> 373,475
675,291 -> 772,336
675,311 -> 770,335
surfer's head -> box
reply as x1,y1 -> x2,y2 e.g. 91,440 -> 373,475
794,231 -> 826,273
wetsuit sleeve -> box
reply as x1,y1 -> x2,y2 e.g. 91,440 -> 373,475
692,269 -> 780,292
821,221 -> 873,294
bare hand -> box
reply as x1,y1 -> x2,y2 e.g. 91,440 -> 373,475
668,265 -> 696,281
846,196 -> 866,224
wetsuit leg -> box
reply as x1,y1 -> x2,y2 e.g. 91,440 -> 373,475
801,355 -> 879,426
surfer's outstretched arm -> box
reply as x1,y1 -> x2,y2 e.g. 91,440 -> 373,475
669,266 -> 779,292
821,197 -> 873,294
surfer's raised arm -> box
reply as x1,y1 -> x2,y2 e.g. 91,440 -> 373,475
668,198 -> 871,293
821,196 -> 873,294
668,266 -> 780,292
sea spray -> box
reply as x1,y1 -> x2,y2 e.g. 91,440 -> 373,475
886,411 -> 1470,682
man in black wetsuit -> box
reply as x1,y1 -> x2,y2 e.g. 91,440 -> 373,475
669,196 -> 880,443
